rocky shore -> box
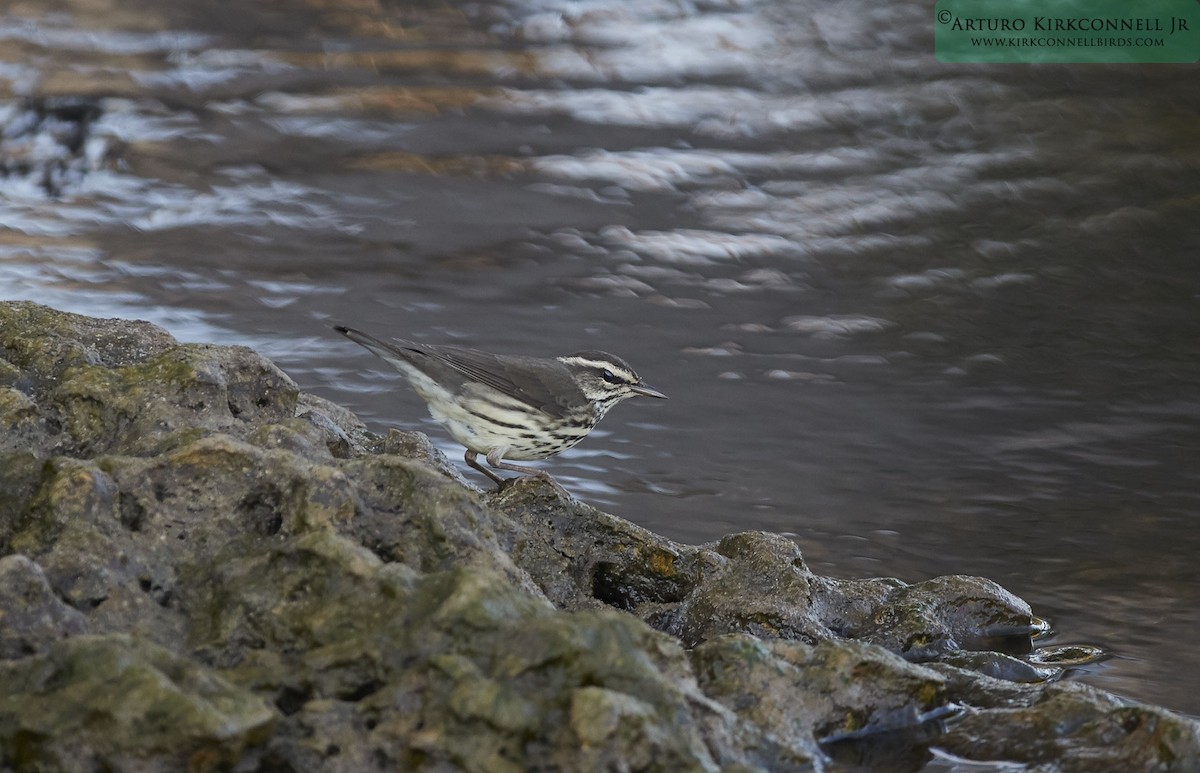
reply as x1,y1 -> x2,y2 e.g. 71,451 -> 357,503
1,301 -> 1196,772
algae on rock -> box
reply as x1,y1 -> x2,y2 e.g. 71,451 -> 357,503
0,635 -> 275,771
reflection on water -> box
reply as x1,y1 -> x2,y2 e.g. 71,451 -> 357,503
2,0 -> 1199,721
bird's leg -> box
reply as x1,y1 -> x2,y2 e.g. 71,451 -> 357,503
465,450 -> 505,486
485,448 -> 569,497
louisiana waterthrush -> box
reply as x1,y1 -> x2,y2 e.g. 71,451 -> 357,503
335,326 -> 667,492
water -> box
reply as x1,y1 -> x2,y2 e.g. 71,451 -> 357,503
2,0 -> 1198,720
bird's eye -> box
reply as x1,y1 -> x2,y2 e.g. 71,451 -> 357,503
601,369 -> 619,383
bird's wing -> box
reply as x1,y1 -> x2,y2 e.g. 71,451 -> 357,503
336,327 -> 582,419
417,343 -> 585,420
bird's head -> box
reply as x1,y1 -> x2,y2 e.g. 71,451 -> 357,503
557,351 -> 667,411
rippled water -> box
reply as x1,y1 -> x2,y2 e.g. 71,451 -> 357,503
3,0 -> 1199,721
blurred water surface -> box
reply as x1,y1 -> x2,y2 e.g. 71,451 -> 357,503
2,0 -> 1199,720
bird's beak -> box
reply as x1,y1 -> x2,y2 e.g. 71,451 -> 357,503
630,383 -> 668,399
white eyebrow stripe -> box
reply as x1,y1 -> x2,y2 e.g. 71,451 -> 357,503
557,357 -> 638,381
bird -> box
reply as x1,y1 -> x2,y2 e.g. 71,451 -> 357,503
334,326 -> 667,493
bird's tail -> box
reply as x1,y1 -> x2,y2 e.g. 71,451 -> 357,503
334,325 -> 419,365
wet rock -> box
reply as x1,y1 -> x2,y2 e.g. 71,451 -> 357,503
936,650 -> 1059,683
837,573 -> 1044,659
1029,643 -> 1108,667
1,301 -> 1197,771
930,666 -> 1200,772
672,531 -> 831,646
692,634 -> 946,758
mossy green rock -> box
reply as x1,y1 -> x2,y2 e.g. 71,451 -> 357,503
1,301 -> 1197,771
0,634 -> 274,771
0,302 -> 298,459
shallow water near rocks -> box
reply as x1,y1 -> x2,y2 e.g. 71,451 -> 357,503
2,0 -> 1198,726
